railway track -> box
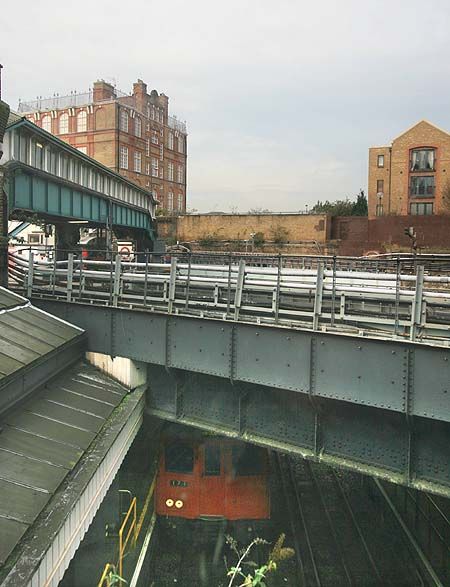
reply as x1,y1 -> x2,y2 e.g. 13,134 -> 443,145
275,454 -> 447,586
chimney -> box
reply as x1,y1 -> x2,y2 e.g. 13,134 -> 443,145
93,80 -> 116,102
133,79 -> 147,96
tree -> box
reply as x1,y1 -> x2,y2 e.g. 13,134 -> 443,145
248,207 -> 272,214
311,189 -> 368,217
352,189 -> 368,216
311,199 -> 354,216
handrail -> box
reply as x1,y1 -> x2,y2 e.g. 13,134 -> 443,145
8,249 -> 450,346
119,496 -> 137,578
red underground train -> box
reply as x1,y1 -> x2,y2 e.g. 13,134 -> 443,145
155,426 -> 270,534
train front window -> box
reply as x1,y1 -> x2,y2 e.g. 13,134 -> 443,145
232,445 -> 265,476
165,442 -> 194,473
204,444 -> 221,476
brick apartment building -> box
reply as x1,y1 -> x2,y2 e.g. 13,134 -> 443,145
19,79 -> 187,213
368,120 -> 450,219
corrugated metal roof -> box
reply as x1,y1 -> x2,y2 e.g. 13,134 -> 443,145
0,361 -> 128,565
0,287 -> 83,384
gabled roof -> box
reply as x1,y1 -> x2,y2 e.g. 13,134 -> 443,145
392,119 -> 450,142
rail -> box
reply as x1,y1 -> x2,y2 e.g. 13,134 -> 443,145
118,496 -> 137,578
8,249 -> 450,346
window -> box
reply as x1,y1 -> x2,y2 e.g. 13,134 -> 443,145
168,162 -> 174,181
231,445 -> 265,476
204,444 -> 221,476
59,113 -> 69,134
150,105 -> 155,120
151,131 -> 159,144
77,146 -> 87,155
134,151 -> 142,172
42,115 -> 52,133
146,161 -> 150,175
28,233 -> 41,245
165,442 -> 194,473
151,157 -> 159,177
376,179 -> 384,194
178,135 -> 184,153
120,146 -> 128,169
177,165 -> 184,184
135,117 -> 142,137
411,148 -> 435,171
376,204 -> 384,216
178,193 -> 183,210
410,176 -> 435,197
120,109 -> 129,133
168,191 -> 173,210
146,138 -> 150,156
410,202 -> 433,215
77,110 -> 87,132
168,132 -> 174,150
377,154 -> 384,167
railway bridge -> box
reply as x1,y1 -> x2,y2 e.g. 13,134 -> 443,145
9,251 -> 450,499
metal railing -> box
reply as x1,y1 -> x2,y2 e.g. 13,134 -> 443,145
8,248 -> 450,345
97,474 -> 157,587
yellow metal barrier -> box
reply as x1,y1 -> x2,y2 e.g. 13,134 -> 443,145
98,563 -> 116,587
119,496 -> 137,578
97,473 -> 157,586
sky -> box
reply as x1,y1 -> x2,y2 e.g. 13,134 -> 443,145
2,0 -> 450,212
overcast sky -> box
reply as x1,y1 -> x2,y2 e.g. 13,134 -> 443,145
2,0 -> 450,212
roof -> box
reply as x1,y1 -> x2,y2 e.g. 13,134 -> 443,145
5,114 -> 157,205
391,119 -> 450,142
0,288 -> 83,387
0,360 -> 129,571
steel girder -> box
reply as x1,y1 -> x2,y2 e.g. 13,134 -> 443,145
32,300 -> 450,496
34,300 -> 450,424
146,365 -> 450,498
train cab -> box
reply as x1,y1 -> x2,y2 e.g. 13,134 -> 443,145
155,429 -> 270,529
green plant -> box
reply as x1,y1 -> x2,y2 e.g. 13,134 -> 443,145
198,232 -> 219,248
107,570 -> 127,585
271,226 -> 289,245
253,232 -> 265,247
225,533 -> 294,587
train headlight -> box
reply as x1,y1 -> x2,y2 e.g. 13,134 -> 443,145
165,498 -> 174,507
175,500 -> 184,509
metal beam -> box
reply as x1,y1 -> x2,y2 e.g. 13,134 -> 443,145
146,366 -> 450,498
33,299 -> 450,425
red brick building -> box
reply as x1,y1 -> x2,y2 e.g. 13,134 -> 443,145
19,79 -> 187,213
368,120 -> 450,219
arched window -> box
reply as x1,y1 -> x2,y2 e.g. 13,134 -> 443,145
120,109 -> 129,133
59,113 -> 69,134
77,110 -> 87,132
135,117 -> 142,137
42,115 -> 52,133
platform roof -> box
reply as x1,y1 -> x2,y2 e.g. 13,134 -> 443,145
0,287 -> 83,388
0,361 -> 131,576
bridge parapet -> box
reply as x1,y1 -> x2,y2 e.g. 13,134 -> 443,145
9,249 -> 450,346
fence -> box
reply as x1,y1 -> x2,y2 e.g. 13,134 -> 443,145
8,248 -> 450,345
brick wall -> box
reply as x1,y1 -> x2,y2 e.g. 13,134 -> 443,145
173,213 -> 330,244
369,121 -> 450,219
332,215 -> 450,255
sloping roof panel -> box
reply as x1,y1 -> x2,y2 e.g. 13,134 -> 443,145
0,361 -> 129,567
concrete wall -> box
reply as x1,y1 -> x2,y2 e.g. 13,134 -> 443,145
86,352 -> 147,389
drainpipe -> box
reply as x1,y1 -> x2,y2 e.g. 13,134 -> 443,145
388,146 -> 392,215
